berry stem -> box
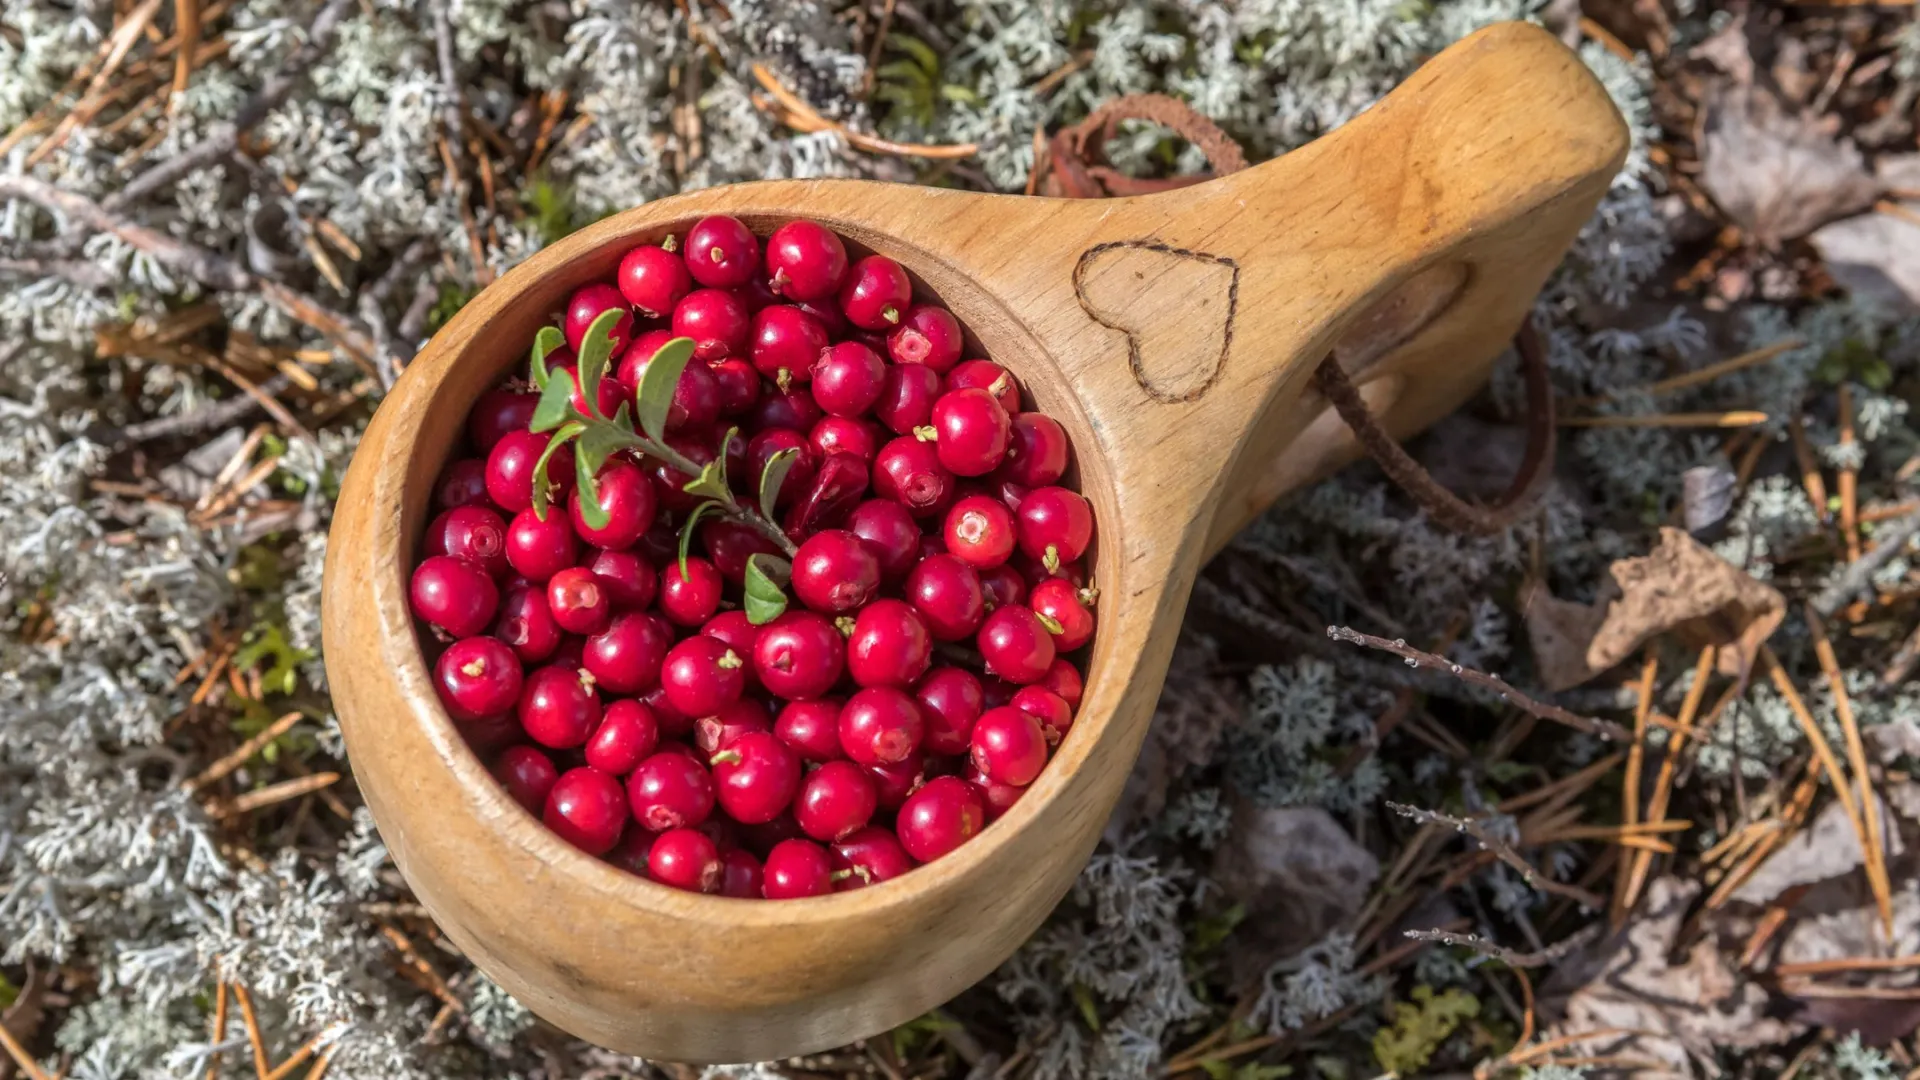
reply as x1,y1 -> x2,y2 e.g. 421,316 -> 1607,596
577,411 -> 799,558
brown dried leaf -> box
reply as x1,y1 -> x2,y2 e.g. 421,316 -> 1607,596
1697,82 -> 1880,248
1524,527 -> 1784,691
1210,798 -> 1380,988
1810,204 -> 1920,316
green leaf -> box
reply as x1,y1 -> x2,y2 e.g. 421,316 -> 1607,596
757,446 -> 799,523
576,407 -> 639,474
635,336 -> 697,443
574,450 -> 608,531
529,373 -> 577,433
877,59 -> 932,88
682,458 -> 731,503
678,502 -> 719,579
232,623 -> 313,698
743,554 -> 792,626
576,307 -> 624,419
890,34 -> 940,76
939,84 -> 980,104
530,422 -> 584,519
529,326 -> 567,391
1070,982 -> 1102,1032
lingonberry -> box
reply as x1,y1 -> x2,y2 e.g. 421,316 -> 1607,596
425,505 -> 510,579
839,254 -> 912,330
698,518 -> 782,583
970,706 -> 1049,786
839,687 -> 924,767
411,554 -> 499,637
710,357 -> 762,415
1039,658 -> 1084,708
627,751 -> 716,831
699,611 -> 763,675
866,752 -> 926,810
875,362 -> 941,435
710,730 -> 801,825
587,549 -> 656,610
718,848 -> 764,898
493,745 -> 559,814
794,760 -> 878,842
649,827 -> 723,892
847,499 -> 920,580
694,698 -> 772,755
809,341 -> 886,417
930,388 -> 1011,476
978,562 -> 1027,612
661,635 -> 747,718
810,416 -> 882,464
943,494 -> 1016,568
847,599 -> 933,689
494,580 -> 562,664
734,273 -> 780,314
765,219 -> 849,301
791,529 -> 881,614
751,384 -> 826,433
874,435 -> 954,517
435,458 -> 490,510
753,611 -> 845,700
784,451 -> 869,536
434,638 -> 519,723
468,390 -> 539,453
915,666 -> 985,756
964,765 -> 1027,820
685,215 -> 759,288
658,556 -> 724,626
946,360 -> 1020,414
896,776 -> 985,863
672,287 -> 751,362
773,698 -> 845,763
748,305 -> 828,387
887,304 -> 964,373
605,825 -> 655,875
746,427 -> 816,508
547,566 -> 612,636
518,664 -> 602,748
640,684 -> 693,738
1016,486 -> 1094,569
905,553 -> 986,642
1028,577 -> 1095,651
550,634 -> 586,671
618,242 -> 692,317
486,429 -> 573,514
617,333 -> 723,431
998,412 -> 1070,488
551,359 -> 627,420
563,283 -> 633,357
736,812 -> 805,858
1011,685 -> 1074,746
505,507 -> 578,582
978,605 -> 1056,684
586,699 -> 661,774
544,766 -> 628,855
582,611 -> 672,695
830,827 -> 913,889
762,838 -> 837,898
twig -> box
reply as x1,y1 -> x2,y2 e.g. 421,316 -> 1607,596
233,984 -> 270,1080
1401,924 -> 1601,969
1387,802 -> 1606,909
202,982 -> 230,1080
750,64 -> 976,158
106,374 -> 294,445
1622,646 -> 1715,917
1883,619 -> 1920,687
25,0 -> 167,167
1782,981 -> 1920,1000
1328,627 -> 1632,742
172,0 -> 202,103
210,773 -> 341,817
184,711 -> 304,792
1789,415 -> 1831,524
1611,652 -> 1658,928
1776,953 -> 1920,977
1567,340 -> 1804,407
1560,410 -> 1769,429
0,1017 -> 53,1080
1806,606 -> 1892,936
1840,383 -> 1861,563
1812,507 -> 1920,616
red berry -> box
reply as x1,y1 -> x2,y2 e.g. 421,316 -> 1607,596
753,611 -> 846,700
672,288 -> 751,362
649,826 -> 723,892
809,341 -> 885,417
469,390 -> 539,453
839,255 -> 912,330
658,556 -> 724,626
875,363 -> 940,435
874,435 -> 954,517
1016,486 -> 1093,568
774,698 -> 845,763
897,776 -> 985,863
627,751 -> 716,831
847,499 -> 919,580
830,827 -> 913,889
494,580 -> 562,664
586,699 -> 661,774
618,243 -> 692,317
970,706 -> 1049,786
736,812 -> 806,858
929,388 -> 1010,476
915,666 -> 985,756
1029,577 -> 1095,651
905,554 -> 986,642
710,730 -> 801,824
588,549 -> 656,610
550,634 -> 586,671
436,458 -> 490,510
639,685 -> 693,738
411,554 -> 499,637
661,636 -> 747,719
943,494 -> 1016,568
784,451 -> 870,537
810,416 -> 881,464
543,766 -> 628,855
747,427 -> 817,508
710,357 -> 762,415
698,518 -> 783,584
700,610 -> 763,671
763,837 -> 836,898
552,360 -> 627,420
965,765 -> 1027,820
795,760 -> 877,842
617,332 -> 723,431
847,599 -> 932,689
547,566 -> 611,636
605,824 -> 655,875
792,529 -> 882,614
425,505 -> 510,579
582,611 -> 672,694
765,220 -> 849,301
694,698 -> 772,755
839,687 -> 924,767
563,283 -> 633,357
998,413 -> 1070,488
686,215 -> 759,288
978,563 -> 1026,612
751,385 -> 825,432
434,636 -> 522,721
887,304 -> 963,374
748,305 -> 829,387
1039,658 -> 1084,708
493,745 -> 558,814
486,429 -> 573,514
715,848 -> 762,897
978,605 -> 1056,684
1012,685 -> 1074,746
866,753 -> 925,810
518,664 -> 602,748
946,360 -> 1019,414
504,508 -> 578,582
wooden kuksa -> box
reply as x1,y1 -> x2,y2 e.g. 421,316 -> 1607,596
324,21 -> 1625,1063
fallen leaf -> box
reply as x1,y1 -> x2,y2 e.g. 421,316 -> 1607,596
1810,204 -> 1920,315
1210,798 -> 1380,989
1697,82 -> 1880,248
1682,464 -> 1736,534
1730,792 -> 1906,906
1524,527 -> 1785,691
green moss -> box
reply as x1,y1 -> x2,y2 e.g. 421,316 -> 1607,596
1371,985 -> 1480,1075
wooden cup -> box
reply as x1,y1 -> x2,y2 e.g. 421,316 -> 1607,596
323,21 -> 1624,1063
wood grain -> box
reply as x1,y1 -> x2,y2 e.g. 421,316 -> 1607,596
322,22 -> 1625,1063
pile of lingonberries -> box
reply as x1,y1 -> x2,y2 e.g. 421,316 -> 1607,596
411,215 -> 1097,898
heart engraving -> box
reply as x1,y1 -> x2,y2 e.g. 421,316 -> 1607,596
1073,240 -> 1240,403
